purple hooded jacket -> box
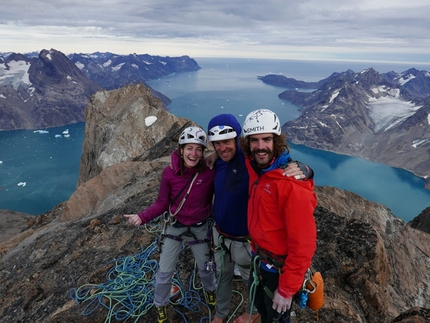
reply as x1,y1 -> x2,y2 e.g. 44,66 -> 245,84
138,148 -> 215,225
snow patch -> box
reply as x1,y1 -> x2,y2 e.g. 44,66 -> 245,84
0,59 -> 32,90
145,116 -> 157,126
112,63 -> 125,71
367,94 -> 421,132
371,86 -> 388,94
103,60 -> 112,67
75,61 -> 85,70
397,74 -> 416,86
412,139 -> 428,148
329,90 -> 340,103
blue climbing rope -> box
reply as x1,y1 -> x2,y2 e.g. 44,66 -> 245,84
70,217 -> 249,322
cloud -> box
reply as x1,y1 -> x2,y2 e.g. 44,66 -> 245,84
1,0 -> 429,64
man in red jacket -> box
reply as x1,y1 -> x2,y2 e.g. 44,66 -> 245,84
241,109 -> 317,323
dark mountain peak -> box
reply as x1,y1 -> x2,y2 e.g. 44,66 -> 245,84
5,53 -> 31,64
383,68 -> 430,98
326,69 -> 355,79
69,51 -> 201,90
31,49 -> 89,85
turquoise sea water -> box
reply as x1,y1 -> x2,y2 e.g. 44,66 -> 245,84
0,124 -> 84,215
0,58 -> 429,221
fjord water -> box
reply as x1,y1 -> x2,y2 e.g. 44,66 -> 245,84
1,58 -> 429,221
0,123 -> 84,215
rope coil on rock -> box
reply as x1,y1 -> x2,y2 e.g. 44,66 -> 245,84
70,217 -> 249,322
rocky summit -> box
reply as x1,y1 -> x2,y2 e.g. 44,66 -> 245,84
0,83 -> 429,323
260,68 -> 430,189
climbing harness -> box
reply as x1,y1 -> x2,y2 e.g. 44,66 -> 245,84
156,172 -> 199,253
253,243 -> 286,270
213,225 -> 251,265
215,224 -> 250,243
249,255 -> 293,323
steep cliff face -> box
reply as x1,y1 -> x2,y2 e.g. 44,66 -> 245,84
77,83 -> 189,185
0,84 -> 429,323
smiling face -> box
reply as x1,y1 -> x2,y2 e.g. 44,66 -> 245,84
249,133 -> 275,168
180,143 -> 204,168
212,138 -> 236,162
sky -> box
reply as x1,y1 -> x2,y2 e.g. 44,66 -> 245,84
1,0 -> 430,65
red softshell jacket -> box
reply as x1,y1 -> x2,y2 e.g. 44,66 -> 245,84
246,158 -> 317,298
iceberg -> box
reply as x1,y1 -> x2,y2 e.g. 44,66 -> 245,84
55,134 -> 62,138
17,182 -> 27,187
33,130 -> 49,134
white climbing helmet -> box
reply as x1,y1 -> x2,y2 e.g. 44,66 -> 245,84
179,126 -> 208,147
208,125 -> 237,142
242,109 -> 281,137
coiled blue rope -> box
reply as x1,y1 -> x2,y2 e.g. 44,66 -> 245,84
70,218 -> 248,322
70,241 -> 159,322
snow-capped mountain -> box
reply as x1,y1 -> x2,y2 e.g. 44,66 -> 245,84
0,49 -> 201,130
68,52 -> 200,90
0,49 -> 102,130
260,68 -> 430,185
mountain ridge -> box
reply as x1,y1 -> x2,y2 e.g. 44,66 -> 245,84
259,68 -> 430,189
0,49 -> 201,130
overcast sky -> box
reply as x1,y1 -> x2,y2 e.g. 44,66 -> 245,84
1,0 -> 429,65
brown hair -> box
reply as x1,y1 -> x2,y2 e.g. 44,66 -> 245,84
240,133 -> 288,158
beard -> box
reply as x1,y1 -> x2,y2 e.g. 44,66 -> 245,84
251,148 -> 274,168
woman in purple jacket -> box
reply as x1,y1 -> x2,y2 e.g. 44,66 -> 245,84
125,126 -> 216,323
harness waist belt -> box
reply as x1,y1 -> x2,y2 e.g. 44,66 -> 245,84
215,224 -> 251,242
172,219 -> 207,228
254,243 -> 287,269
